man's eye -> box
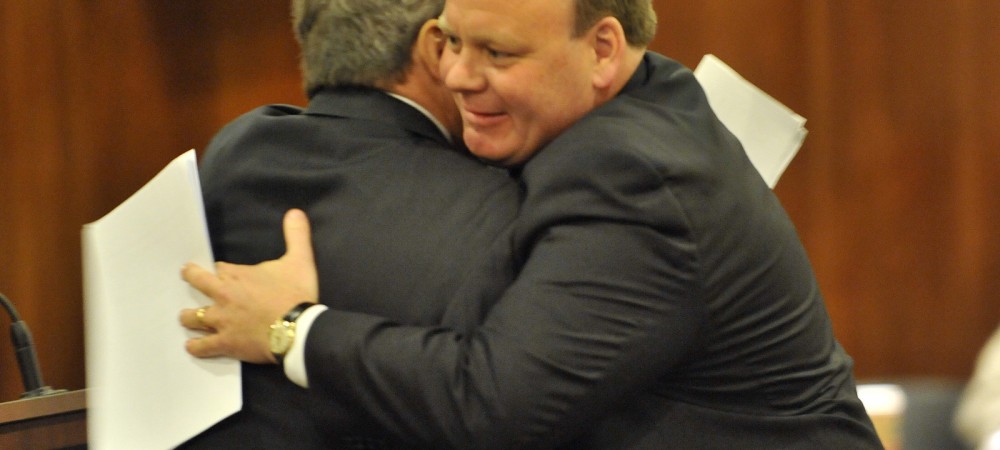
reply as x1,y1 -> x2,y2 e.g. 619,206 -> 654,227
445,35 -> 461,50
487,48 -> 511,59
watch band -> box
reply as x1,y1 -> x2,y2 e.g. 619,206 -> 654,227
271,302 -> 316,365
283,302 -> 315,323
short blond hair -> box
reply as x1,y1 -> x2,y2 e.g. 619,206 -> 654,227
573,0 -> 657,47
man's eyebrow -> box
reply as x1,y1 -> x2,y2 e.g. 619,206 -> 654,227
435,14 -> 519,51
438,15 -> 452,33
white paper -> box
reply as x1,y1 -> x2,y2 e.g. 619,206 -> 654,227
694,54 -> 808,188
83,150 -> 241,450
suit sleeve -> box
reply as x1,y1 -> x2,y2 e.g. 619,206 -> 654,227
304,143 -> 706,448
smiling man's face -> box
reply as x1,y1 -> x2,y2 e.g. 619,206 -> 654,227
439,0 -> 603,166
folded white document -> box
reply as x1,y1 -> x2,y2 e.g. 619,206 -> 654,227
83,150 -> 241,449
694,54 -> 808,188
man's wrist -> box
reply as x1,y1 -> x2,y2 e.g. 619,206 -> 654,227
283,304 -> 328,388
268,302 -> 316,364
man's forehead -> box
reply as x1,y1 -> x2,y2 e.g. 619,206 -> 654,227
439,0 -> 574,35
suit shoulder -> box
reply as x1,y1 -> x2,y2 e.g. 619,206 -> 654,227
210,104 -> 306,141
530,56 -> 741,190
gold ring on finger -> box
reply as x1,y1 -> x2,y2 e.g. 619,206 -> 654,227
195,307 -> 208,328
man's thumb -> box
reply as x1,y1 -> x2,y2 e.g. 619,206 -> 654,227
283,208 -> 314,262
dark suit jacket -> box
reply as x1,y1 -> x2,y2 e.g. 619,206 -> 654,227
178,88 -> 520,448
302,53 -> 883,449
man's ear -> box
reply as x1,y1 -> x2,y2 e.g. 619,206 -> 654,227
590,17 -> 627,90
414,19 -> 447,82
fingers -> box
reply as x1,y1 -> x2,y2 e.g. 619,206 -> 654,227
179,307 -> 214,331
282,208 -> 314,264
185,333 -> 274,363
185,335 -> 225,359
181,262 -> 224,299
178,210 -> 314,362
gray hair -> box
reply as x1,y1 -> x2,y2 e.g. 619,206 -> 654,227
292,0 -> 445,95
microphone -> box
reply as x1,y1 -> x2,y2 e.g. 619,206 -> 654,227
1,291 -> 62,398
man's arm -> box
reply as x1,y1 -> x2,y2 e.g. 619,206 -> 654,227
311,221 -> 703,448
183,203 -> 703,448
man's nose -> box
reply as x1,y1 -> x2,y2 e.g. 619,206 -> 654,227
443,51 -> 486,93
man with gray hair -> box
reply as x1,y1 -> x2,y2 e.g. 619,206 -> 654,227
181,0 -> 883,448
177,0 -> 519,447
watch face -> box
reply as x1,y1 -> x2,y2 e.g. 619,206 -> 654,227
269,321 -> 295,355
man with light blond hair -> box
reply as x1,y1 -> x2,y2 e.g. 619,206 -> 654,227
182,0 -> 884,447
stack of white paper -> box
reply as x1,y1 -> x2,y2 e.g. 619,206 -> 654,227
83,150 -> 241,449
694,54 -> 808,188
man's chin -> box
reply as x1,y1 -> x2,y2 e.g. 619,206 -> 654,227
472,152 -> 529,169
466,141 -> 513,167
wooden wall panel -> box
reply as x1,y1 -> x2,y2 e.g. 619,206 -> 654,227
1,0 -> 997,402
654,0 -> 1000,379
0,0 -> 304,401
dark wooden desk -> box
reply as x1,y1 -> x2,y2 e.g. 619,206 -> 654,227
0,390 -> 86,449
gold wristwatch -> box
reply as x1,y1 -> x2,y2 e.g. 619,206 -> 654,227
268,302 -> 314,364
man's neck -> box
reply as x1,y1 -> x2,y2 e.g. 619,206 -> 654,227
589,46 -> 646,110
384,92 -> 453,143
607,47 -> 646,100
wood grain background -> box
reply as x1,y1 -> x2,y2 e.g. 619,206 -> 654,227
1,1 -> 997,402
